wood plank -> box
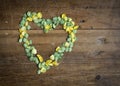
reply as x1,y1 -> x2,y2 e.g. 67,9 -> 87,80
0,30 -> 120,86
0,30 -> 120,57
0,0 -> 120,30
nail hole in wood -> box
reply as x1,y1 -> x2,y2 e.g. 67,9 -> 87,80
95,75 -> 101,80
80,20 -> 86,23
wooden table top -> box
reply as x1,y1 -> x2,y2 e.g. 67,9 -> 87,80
0,0 -> 120,86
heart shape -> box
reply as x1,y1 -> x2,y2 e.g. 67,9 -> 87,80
18,11 -> 79,74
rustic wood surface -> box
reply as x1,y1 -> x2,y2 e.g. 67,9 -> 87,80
0,0 -> 120,86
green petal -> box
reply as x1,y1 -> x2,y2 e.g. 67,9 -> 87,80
37,70 -> 41,74
34,58 -> 39,64
29,57 -> 34,61
73,30 -> 77,33
32,12 -> 37,16
25,33 -> 29,38
25,49 -> 29,53
29,40 -> 32,44
27,11 -> 31,17
34,19 -> 39,23
27,53 -> 31,57
18,38 -> 22,43
23,38 -> 27,42
68,48 -> 72,52
38,63 -> 42,68
23,43 -> 27,48
53,17 -> 58,21
27,25 -> 31,30
52,24 -> 56,28
60,19 -> 64,24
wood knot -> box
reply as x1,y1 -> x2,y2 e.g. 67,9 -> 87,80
97,37 -> 107,45
93,50 -> 104,56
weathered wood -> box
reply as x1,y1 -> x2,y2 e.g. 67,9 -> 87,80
0,30 -> 120,86
0,0 -> 120,86
0,0 -> 120,30
0,30 -> 120,57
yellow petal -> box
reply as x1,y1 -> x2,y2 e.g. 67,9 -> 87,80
63,23 -> 67,29
41,67 -> 46,73
65,42 -> 69,47
71,21 -> 75,26
74,25 -> 79,30
62,13 -> 67,20
45,25 -> 51,30
66,28 -> 72,33
70,27 -> 73,31
37,12 -> 42,18
32,15 -> 35,19
19,29 -> 26,33
20,34 -> 23,38
68,18 -> 72,21
71,33 -> 75,38
68,30 -> 72,33
46,60 -> 52,66
50,55 -> 54,60
64,17 -> 68,21
64,25 -> 67,29
46,60 -> 52,63
37,54 -> 43,62
72,38 -> 75,42
27,17 -> 32,21
56,46 -> 60,51
66,27 -> 73,33
21,31 -> 26,36
25,40 -> 30,45
52,61 -> 59,66
32,49 -> 37,54
62,13 -> 66,18
25,22 -> 28,26
19,29 -> 23,33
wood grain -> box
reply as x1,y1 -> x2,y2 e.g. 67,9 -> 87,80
0,0 -> 120,30
0,0 -> 120,86
0,30 -> 120,86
